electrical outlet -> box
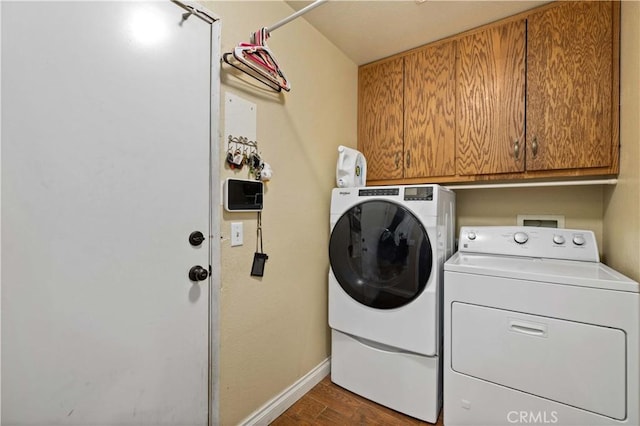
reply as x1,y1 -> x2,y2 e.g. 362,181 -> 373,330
231,222 -> 243,246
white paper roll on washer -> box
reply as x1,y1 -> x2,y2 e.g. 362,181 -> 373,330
336,145 -> 367,188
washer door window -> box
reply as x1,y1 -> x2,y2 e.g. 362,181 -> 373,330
329,200 -> 433,309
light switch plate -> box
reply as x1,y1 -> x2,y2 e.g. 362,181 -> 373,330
231,222 -> 243,246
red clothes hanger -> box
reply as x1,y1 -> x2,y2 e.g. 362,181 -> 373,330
222,0 -> 328,93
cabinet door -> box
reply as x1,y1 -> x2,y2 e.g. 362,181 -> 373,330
358,58 -> 404,180
404,41 -> 456,179
456,20 -> 526,176
526,1 -> 613,171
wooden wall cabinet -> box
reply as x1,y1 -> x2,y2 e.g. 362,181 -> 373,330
456,19 -> 526,176
404,41 -> 457,179
526,1 -> 614,172
357,57 -> 404,181
358,1 -> 619,185
358,41 -> 456,181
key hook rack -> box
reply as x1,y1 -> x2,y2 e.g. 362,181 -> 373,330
226,135 -> 270,181
222,0 -> 329,93
228,135 -> 258,151
227,135 -> 259,162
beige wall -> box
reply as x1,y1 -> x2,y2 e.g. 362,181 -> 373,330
603,1 -> 640,279
200,1 -> 357,424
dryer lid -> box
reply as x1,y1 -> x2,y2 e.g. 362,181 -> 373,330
445,252 -> 639,293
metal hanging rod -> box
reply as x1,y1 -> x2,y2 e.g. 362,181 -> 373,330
266,0 -> 329,35
444,179 -> 618,190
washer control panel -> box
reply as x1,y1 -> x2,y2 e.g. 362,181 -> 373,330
458,226 -> 599,262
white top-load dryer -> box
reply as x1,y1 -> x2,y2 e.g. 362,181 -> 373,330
444,226 -> 639,426
329,185 -> 455,422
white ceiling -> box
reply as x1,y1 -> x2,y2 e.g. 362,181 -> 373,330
286,0 -> 550,65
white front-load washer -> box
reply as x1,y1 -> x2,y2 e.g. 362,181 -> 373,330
444,226 -> 639,426
328,185 -> 455,422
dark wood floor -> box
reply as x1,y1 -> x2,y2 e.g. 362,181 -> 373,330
270,375 -> 444,425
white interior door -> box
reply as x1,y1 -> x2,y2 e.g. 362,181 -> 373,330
1,2 -> 216,424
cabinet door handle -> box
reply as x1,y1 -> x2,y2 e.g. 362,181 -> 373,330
406,150 -> 411,168
513,139 -> 520,160
531,136 -> 538,158
394,152 -> 401,169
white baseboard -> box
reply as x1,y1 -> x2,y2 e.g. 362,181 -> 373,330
240,357 -> 331,426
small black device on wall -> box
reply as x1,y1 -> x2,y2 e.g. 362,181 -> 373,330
251,252 -> 268,277
224,178 -> 264,212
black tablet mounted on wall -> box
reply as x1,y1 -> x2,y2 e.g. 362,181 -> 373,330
224,178 -> 264,212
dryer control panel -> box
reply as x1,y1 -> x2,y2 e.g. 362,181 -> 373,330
458,226 -> 599,262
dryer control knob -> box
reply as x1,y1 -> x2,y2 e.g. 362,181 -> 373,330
467,231 -> 477,241
553,235 -> 566,245
573,235 -> 586,246
514,232 -> 529,244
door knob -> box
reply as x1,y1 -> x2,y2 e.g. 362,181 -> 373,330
189,265 -> 209,282
189,231 -> 205,247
